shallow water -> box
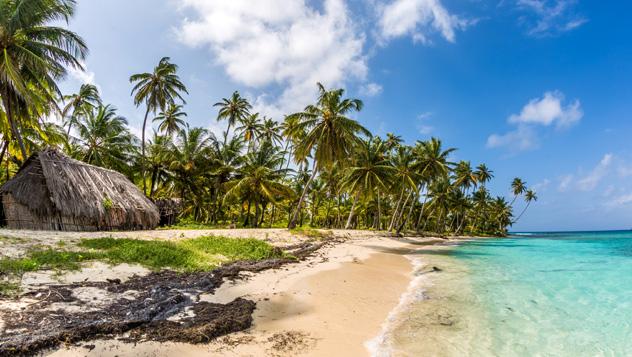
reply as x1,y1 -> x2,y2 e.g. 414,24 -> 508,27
383,231 -> 632,356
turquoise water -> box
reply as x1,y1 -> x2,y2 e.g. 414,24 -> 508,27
452,231 -> 632,356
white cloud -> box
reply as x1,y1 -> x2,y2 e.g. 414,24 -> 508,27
606,193 -> 632,207
67,61 -> 99,90
516,0 -> 587,36
486,125 -> 537,152
509,91 -> 582,128
576,154 -> 613,191
488,90 -> 581,152
557,174 -> 574,192
360,82 -> 383,97
176,0 -> 367,116
378,0 -> 470,44
417,111 -> 434,135
533,178 -> 551,192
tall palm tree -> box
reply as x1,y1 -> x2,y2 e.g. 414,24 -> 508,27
130,57 -> 188,193
236,113 -> 264,152
0,0 -> 88,159
214,91 -> 251,145
261,117 -> 283,146
62,84 -> 101,135
74,104 -> 135,174
453,160 -> 478,194
286,82 -> 369,228
169,125 -> 213,203
342,138 -> 394,229
153,103 -> 187,137
474,163 -> 494,187
514,189 -> 537,223
225,142 -> 293,227
389,145 -> 417,231
510,177 -> 527,206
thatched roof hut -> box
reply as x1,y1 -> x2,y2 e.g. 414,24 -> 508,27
0,148 -> 159,231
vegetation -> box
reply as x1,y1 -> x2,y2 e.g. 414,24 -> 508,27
0,236 -> 286,295
0,0 -> 536,236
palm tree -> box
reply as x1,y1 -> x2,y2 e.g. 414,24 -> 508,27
474,164 -> 494,187
169,125 -> 213,204
342,138 -> 395,229
62,84 -> 101,135
286,82 -> 369,228
491,197 -> 513,234
146,133 -> 173,198
154,104 -> 187,137
225,142 -> 293,227
453,160 -> 477,194
130,56 -> 188,193
0,0 -> 88,159
236,113 -> 264,152
261,117 -> 283,146
74,105 -> 135,173
510,177 -> 527,206
514,189 -> 537,223
385,133 -> 403,151
388,145 -> 417,231
214,91 -> 251,145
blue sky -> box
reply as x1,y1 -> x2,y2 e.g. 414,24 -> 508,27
57,0 -> 632,232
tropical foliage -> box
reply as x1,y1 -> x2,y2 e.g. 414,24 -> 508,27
0,2 -> 535,236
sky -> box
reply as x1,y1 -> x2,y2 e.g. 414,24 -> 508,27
56,0 -> 632,232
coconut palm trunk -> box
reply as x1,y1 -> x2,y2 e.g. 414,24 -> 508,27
345,193 -> 360,229
2,94 -> 27,159
389,185 -> 406,231
288,167 -> 318,229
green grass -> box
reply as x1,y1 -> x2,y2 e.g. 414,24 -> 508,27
79,236 -> 286,272
290,227 -> 333,240
0,249 -> 98,275
0,281 -> 21,297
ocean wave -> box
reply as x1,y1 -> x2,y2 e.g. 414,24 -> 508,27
365,255 -> 430,357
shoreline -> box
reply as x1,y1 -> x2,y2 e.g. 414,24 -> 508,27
42,232 -> 458,356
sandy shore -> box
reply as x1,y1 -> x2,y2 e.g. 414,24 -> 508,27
0,229 -> 450,356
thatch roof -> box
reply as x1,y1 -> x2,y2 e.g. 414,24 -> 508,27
0,148 -> 159,230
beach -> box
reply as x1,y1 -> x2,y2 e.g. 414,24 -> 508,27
0,228 -> 454,356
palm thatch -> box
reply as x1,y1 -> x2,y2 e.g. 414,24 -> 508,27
0,148 -> 159,231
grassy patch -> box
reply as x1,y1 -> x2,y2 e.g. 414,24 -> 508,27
290,227 -> 333,240
0,281 -> 20,297
0,249 -> 98,275
79,236 -> 285,272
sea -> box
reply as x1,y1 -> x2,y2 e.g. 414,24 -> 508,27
368,231 -> 632,356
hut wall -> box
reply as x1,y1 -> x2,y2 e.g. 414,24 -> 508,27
2,193 -> 100,231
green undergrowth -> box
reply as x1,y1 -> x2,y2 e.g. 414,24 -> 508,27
0,236 -> 288,297
290,227 -> 333,240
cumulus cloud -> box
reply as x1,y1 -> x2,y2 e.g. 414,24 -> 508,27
378,0 -> 470,44
487,90 -> 582,152
508,91 -> 582,128
176,0 -> 367,116
516,0 -> 587,37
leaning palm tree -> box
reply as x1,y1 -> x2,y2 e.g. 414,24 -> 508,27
130,57 -> 188,193
62,84 -> 101,135
153,103 -> 187,137
0,0 -> 88,159
510,177 -> 527,206
514,189 -> 537,223
286,82 -> 369,229
453,160 -> 478,194
214,91 -> 251,145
